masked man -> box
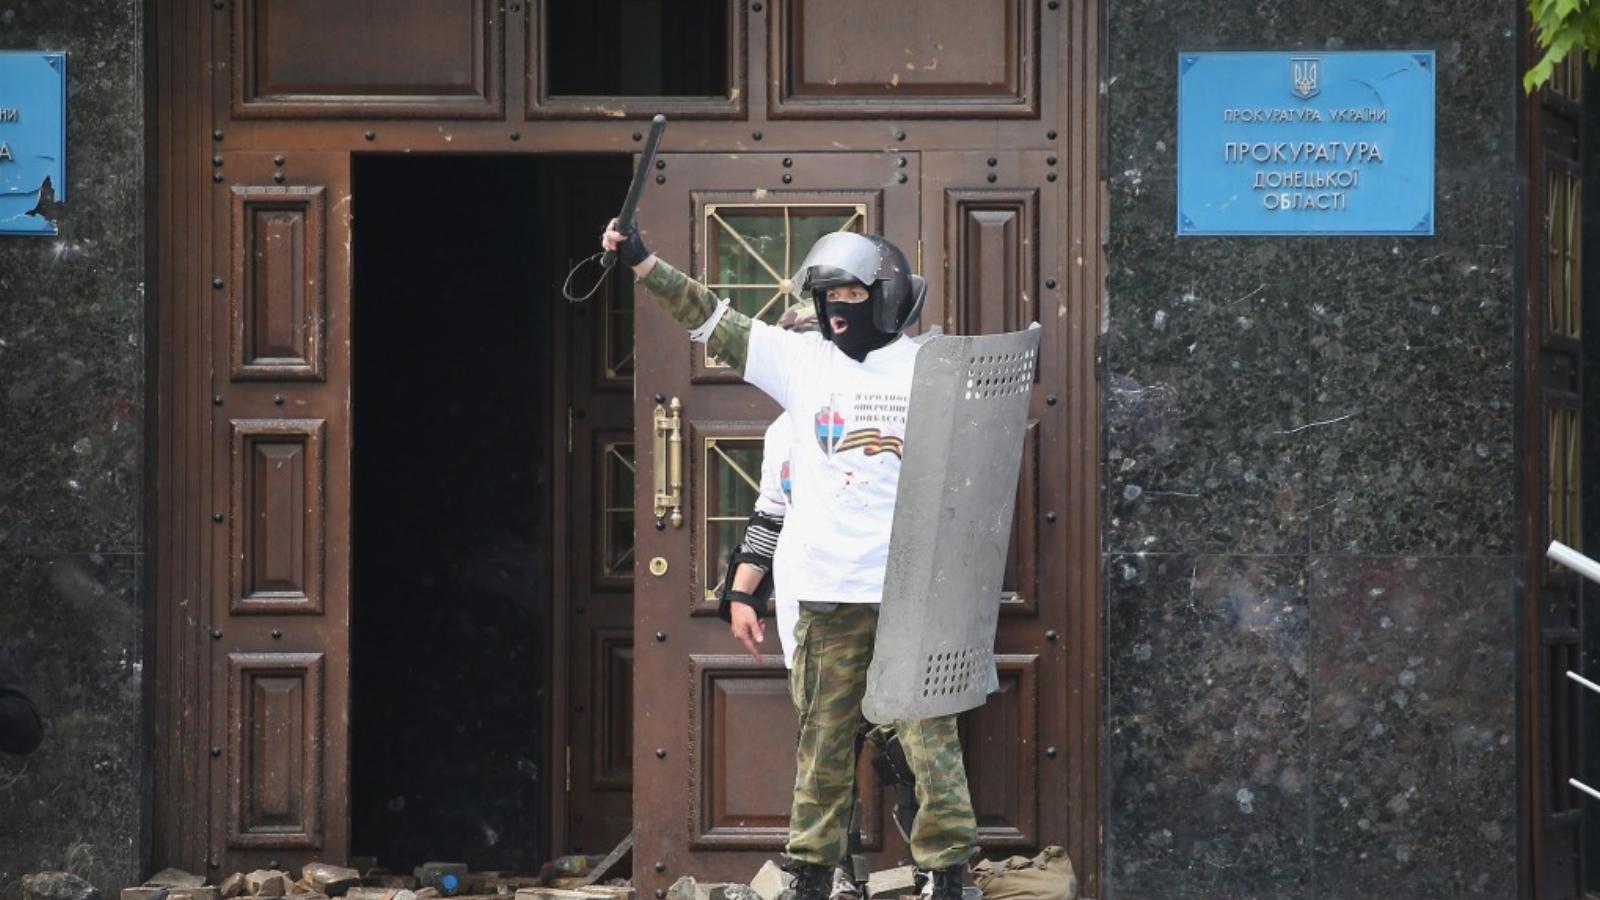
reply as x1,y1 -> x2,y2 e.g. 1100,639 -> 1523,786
601,220 -> 977,900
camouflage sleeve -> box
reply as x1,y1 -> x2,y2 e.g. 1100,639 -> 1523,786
638,258 -> 753,374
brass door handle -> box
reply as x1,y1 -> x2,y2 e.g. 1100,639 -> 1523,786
653,396 -> 684,528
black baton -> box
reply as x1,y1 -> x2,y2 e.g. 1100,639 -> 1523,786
602,114 -> 668,271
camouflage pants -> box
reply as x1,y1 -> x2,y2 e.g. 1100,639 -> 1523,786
787,602 -> 978,870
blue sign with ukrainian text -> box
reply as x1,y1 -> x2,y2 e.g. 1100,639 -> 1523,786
1177,51 -> 1434,236
0,51 -> 67,236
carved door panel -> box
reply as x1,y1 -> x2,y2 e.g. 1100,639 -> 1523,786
547,160 -> 641,858
916,151 -> 1070,863
209,152 -> 352,873
631,152 -> 920,892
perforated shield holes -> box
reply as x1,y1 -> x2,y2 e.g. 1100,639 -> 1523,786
863,324 -> 1042,724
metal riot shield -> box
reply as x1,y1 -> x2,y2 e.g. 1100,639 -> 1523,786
863,324 -> 1041,724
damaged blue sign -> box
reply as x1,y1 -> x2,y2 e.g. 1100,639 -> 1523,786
0,52 -> 67,236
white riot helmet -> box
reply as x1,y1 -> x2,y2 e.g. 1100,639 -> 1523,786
793,232 -> 927,340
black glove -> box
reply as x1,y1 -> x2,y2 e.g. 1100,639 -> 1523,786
618,222 -> 651,268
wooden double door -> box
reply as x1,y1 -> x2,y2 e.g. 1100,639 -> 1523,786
178,145 -> 1082,885
630,150 -> 1076,882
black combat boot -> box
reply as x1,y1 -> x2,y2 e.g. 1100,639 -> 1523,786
927,864 -> 966,900
784,861 -> 833,900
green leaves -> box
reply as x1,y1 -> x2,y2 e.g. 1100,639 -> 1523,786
1527,0 -> 1598,92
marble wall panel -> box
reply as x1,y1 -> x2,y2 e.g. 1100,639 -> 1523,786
1106,553 -> 1311,899
1105,177 -> 1312,555
0,1 -> 149,896
0,554 -> 143,898
1307,556 -> 1515,900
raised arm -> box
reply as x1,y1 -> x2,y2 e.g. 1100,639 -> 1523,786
602,220 -> 753,372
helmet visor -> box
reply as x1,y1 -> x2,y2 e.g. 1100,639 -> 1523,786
793,232 -> 883,294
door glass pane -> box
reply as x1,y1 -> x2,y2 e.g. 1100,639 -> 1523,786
1548,406 -> 1581,570
602,442 -> 636,581
702,203 -> 867,366
702,436 -> 763,601
604,275 -> 636,382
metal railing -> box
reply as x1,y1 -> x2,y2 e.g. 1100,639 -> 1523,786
1548,540 -> 1600,801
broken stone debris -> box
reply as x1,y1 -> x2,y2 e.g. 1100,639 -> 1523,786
663,877 -> 700,900
122,877 -> 216,900
24,872 -> 102,900
660,879 -> 759,900
303,864 -> 362,897
245,872 -> 289,900
146,873 -> 208,890
827,874 -> 860,900
865,868 -> 915,900
513,891 -> 592,900
480,876 -> 544,895
747,863 -> 792,900
71,854 -> 639,900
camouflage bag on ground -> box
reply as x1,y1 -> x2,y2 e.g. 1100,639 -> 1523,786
969,846 -> 1076,900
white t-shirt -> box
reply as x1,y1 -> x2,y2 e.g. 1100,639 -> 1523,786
754,416 -> 800,668
744,321 -> 917,607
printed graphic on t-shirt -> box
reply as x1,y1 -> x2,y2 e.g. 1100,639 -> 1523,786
814,407 -> 847,454
811,391 -> 909,459
833,429 -> 904,458
780,461 -> 793,499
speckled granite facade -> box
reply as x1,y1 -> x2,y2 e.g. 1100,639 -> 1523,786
0,1 -> 148,896
1104,2 -> 1519,898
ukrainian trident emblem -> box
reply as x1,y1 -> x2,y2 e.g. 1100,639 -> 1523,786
1291,57 -> 1321,100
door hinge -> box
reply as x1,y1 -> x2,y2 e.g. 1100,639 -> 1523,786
567,406 -> 574,455
566,744 -> 572,794
916,239 -> 923,274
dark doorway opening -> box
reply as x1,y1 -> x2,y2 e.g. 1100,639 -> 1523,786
351,155 -> 553,872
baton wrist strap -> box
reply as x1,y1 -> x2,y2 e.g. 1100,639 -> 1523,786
688,297 -> 731,344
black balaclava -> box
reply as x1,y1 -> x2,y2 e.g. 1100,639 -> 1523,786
824,297 -> 895,362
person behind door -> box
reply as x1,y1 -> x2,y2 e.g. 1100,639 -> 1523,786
718,304 -> 814,670
599,219 -> 977,900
